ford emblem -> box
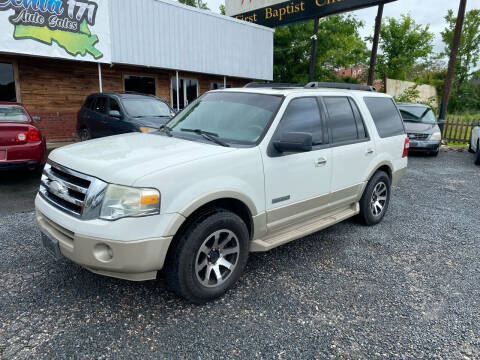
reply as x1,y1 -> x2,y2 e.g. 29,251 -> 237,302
49,180 -> 69,196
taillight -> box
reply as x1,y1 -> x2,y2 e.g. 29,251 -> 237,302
29,128 -> 41,141
15,129 -> 41,142
402,137 -> 410,158
15,133 -> 27,142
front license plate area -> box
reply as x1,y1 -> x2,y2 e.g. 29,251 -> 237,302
0,150 -> 6,161
41,232 -> 63,260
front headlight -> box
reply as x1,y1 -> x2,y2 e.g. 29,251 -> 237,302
140,127 -> 157,133
430,132 -> 442,141
100,184 -> 160,220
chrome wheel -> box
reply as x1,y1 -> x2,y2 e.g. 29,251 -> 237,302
195,229 -> 240,288
370,182 -> 388,217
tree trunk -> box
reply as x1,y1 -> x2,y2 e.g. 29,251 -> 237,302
368,4 -> 384,86
439,0 -> 467,122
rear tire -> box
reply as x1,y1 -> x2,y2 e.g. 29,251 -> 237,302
359,171 -> 391,226
165,209 -> 249,303
475,141 -> 480,166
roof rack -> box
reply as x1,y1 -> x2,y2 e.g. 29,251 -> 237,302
244,82 -> 303,89
304,82 -> 376,92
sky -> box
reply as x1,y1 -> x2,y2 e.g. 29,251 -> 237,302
206,0 -> 479,55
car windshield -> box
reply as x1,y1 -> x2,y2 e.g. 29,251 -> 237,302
0,105 -> 28,122
399,106 -> 436,124
123,98 -> 172,118
166,92 -> 283,145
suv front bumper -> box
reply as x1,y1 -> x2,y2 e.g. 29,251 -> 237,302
35,195 -> 179,281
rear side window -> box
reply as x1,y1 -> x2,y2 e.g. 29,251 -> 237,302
324,97 -> 359,143
277,97 -> 323,145
364,97 -> 405,138
84,97 -> 94,109
94,97 -> 108,114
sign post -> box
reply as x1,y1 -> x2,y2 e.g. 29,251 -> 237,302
308,17 -> 320,82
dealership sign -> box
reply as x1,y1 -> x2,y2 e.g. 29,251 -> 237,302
226,0 -> 397,27
0,0 -> 111,62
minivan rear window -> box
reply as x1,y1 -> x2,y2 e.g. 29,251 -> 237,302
364,97 -> 405,138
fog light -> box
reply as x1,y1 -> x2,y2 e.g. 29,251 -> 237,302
93,243 -> 113,262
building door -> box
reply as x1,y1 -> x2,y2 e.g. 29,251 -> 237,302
171,78 -> 198,111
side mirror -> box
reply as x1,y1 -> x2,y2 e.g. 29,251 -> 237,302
109,110 -> 121,118
32,115 -> 41,122
273,132 -> 313,153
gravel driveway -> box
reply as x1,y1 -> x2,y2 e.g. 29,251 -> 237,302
1,151 -> 479,359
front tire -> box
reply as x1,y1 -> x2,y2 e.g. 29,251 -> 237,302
165,209 -> 249,303
359,171 -> 391,226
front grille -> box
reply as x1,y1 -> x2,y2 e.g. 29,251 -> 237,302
408,133 -> 429,140
39,162 -> 106,219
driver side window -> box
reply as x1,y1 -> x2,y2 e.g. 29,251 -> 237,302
277,97 -> 323,145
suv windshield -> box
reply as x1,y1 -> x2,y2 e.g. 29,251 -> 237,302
167,92 -> 283,145
399,106 -> 436,124
123,98 -> 172,118
0,105 -> 28,122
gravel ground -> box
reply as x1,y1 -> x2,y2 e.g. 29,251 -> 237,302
1,151 -> 479,359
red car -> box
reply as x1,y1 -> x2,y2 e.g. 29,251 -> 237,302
0,102 -> 46,172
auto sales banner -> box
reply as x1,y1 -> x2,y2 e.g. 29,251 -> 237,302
0,0 -> 111,63
226,0 -> 397,28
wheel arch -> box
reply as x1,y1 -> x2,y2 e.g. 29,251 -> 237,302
366,161 -> 393,183
163,194 -> 256,267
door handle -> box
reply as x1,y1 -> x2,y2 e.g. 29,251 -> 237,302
366,148 -> 375,155
315,158 -> 327,167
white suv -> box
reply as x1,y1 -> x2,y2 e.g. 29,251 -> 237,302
469,122 -> 480,165
35,83 -> 408,302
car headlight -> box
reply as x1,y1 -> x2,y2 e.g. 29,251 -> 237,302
430,132 -> 442,141
140,127 -> 157,133
100,184 -> 160,220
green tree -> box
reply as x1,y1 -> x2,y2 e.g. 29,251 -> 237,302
441,9 -> 480,112
273,15 -> 368,83
219,4 -> 225,15
178,0 -> 209,10
374,14 -> 434,80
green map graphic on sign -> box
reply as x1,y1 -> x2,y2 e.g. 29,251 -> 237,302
0,0 -> 103,59
13,20 -> 103,59
14,20 -> 102,59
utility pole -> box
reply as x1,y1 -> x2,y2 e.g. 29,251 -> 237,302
367,4 -> 384,86
439,0 -> 467,123
308,18 -> 320,83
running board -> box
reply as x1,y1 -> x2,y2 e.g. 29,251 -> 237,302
250,203 -> 359,252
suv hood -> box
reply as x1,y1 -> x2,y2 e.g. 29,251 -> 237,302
404,122 -> 439,134
49,133 -> 236,185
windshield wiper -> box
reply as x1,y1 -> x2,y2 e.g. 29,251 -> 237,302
158,124 -> 172,137
181,128 -> 230,147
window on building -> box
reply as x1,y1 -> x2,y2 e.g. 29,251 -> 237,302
125,75 -> 156,96
210,82 -> 231,90
0,63 -> 16,102
277,97 -> 323,145
171,78 -> 198,111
